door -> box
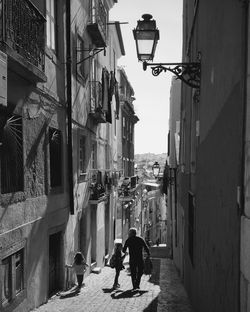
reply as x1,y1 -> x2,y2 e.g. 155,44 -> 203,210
49,232 -> 61,296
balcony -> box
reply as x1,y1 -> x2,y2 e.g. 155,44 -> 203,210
89,170 -> 106,203
120,93 -> 135,107
87,0 -> 107,47
0,0 -> 46,82
118,176 -> 138,201
89,81 -> 106,123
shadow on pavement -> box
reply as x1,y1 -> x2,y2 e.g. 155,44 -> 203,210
102,287 -> 115,293
111,289 -> 148,299
143,297 -> 158,311
59,287 -> 80,299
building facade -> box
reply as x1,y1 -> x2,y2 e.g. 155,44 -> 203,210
168,78 -> 183,274
116,67 -> 139,242
177,1 -> 248,311
0,0 -> 69,310
0,0 -> 133,311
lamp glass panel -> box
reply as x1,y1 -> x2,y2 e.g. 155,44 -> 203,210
153,167 -> 160,176
137,39 -> 154,56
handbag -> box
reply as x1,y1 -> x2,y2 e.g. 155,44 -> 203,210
144,256 -> 153,275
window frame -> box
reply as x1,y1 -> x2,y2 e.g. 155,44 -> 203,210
122,117 -> 126,139
0,242 -> 26,310
48,127 -> 63,190
0,113 -> 24,194
91,141 -> 97,170
46,0 -> 58,53
76,34 -> 88,84
78,134 -> 87,182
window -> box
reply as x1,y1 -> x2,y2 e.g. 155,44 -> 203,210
91,142 -> 97,169
2,249 -> 24,306
122,117 -> 126,138
49,127 -> 62,188
130,123 -> 133,142
76,35 -> 87,82
79,135 -> 86,176
46,0 -> 57,51
105,144 -> 110,170
1,114 -> 23,194
114,117 -> 116,136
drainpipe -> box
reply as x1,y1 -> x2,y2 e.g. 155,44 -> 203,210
66,0 -> 74,214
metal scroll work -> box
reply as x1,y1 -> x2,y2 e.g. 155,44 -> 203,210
143,61 -> 201,89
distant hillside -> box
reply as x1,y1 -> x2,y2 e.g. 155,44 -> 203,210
135,153 -> 167,170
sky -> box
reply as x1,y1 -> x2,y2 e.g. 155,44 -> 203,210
110,0 -> 183,155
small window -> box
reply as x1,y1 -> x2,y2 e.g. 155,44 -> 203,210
49,127 -> 62,188
76,35 -> 87,82
91,142 -> 97,169
46,0 -> 58,52
1,114 -> 23,194
126,121 -> 129,140
2,249 -> 24,306
131,125 -> 133,143
105,144 -> 110,170
79,135 -> 86,176
122,117 -> 126,138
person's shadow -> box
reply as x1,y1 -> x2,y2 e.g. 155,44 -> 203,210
110,289 -> 148,299
59,286 -> 81,299
102,287 -> 115,293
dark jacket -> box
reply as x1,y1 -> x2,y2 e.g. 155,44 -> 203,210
123,236 -> 150,262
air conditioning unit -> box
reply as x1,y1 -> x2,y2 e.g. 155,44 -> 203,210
0,51 -> 7,107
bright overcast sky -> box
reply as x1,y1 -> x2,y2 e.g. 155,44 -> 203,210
110,0 -> 183,154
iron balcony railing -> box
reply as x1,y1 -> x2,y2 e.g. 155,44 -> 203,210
88,0 -> 107,47
120,93 -> 134,108
0,0 -> 46,71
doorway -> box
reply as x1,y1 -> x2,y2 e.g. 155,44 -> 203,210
49,232 -> 62,296
91,207 -> 97,264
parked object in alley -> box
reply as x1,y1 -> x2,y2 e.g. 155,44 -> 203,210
123,227 -> 150,290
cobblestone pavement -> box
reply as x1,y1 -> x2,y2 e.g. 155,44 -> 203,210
32,258 -> 193,312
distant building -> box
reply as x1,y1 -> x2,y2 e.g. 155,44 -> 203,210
115,67 -> 139,242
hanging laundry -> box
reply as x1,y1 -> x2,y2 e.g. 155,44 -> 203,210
109,71 -> 116,102
102,67 -> 109,112
115,80 -> 120,119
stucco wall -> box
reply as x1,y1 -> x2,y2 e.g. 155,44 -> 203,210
181,1 -> 244,311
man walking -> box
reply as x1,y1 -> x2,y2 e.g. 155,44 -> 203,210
123,227 -> 150,290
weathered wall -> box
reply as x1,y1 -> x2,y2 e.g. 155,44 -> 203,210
241,4 -> 250,312
181,0 -> 244,311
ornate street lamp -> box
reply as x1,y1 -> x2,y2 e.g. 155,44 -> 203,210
133,14 -> 159,62
133,14 -> 201,89
152,161 -> 160,178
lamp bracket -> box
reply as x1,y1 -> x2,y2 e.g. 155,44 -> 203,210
76,47 -> 106,65
143,61 -> 200,89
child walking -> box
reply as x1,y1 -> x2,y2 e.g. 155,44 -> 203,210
111,239 -> 126,289
66,252 -> 89,288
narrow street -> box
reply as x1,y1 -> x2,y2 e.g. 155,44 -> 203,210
32,253 -> 193,312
